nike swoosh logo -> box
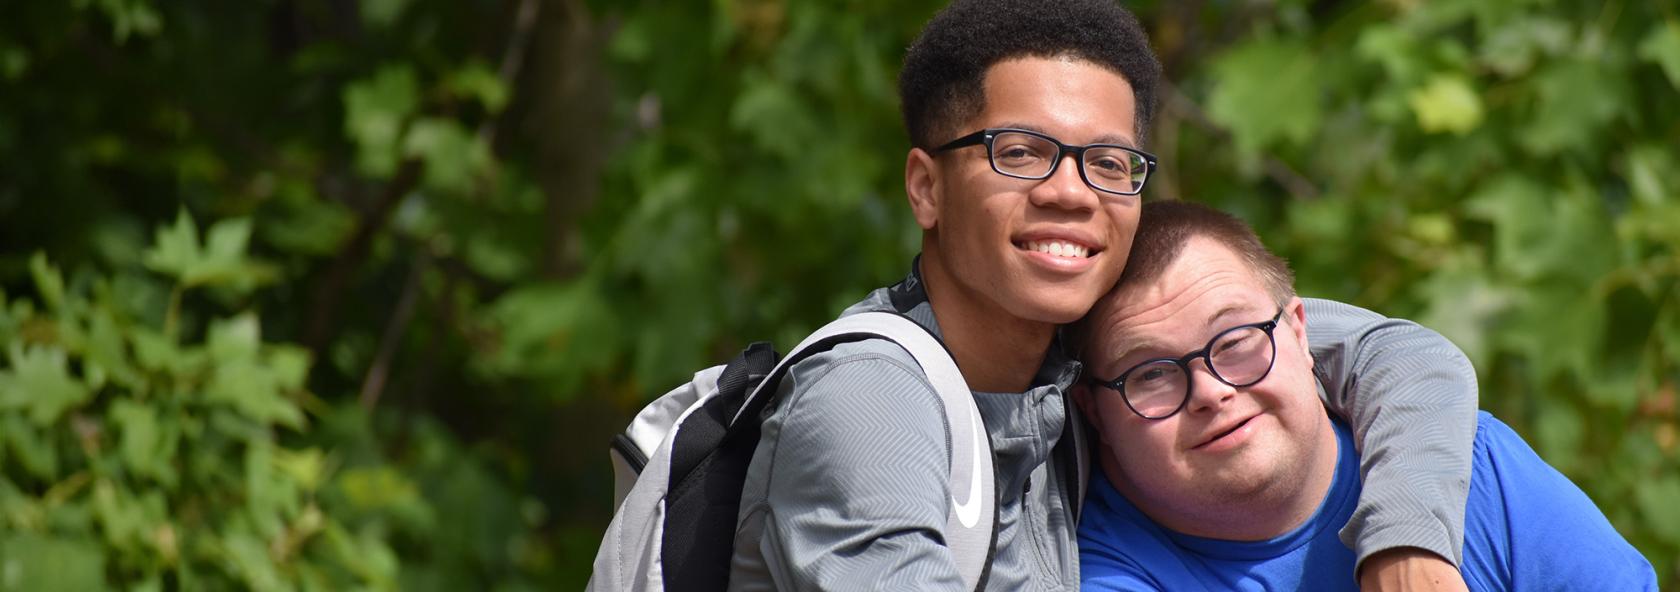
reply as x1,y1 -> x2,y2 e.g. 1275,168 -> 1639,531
950,401 -> 985,529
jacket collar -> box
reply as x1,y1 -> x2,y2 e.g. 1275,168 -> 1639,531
860,255 -> 1084,393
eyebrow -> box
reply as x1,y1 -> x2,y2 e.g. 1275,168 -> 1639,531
1207,304 -> 1254,327
1105,339 -> 1160,368
1098,304 -> 1264,367
993,122 -> 1138,149
1094,322 -> 1168,372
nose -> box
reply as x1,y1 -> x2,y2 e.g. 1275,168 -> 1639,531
1185,360 -> 1236,414
1027,153 -> 1100,211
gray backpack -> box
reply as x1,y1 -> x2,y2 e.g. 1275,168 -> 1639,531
587,312 -> 998,591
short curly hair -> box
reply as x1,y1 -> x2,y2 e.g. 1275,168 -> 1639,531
899,0 -> 1163,150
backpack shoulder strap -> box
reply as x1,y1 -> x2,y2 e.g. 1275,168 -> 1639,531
1058,389 -> 1091,525
732,312 -> 996,591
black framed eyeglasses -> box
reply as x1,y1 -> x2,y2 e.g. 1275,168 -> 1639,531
936,128 -> 1157,196
1090,307 -> 1285,420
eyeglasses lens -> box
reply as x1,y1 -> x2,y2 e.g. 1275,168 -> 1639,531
1121,325 -> 1276,419
987,131 -> 1146,194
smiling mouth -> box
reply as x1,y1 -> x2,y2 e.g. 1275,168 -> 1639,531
1017,239 -> 1096,259
1195,417 -> 1253,449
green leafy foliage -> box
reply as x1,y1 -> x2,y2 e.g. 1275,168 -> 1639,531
1,0 -> 1675,588
1162,1 -> 1680,583
1,236 -> 395,589
1408,75 -> 1484,135
141,212 -> 277,292
344,66 -> 421,179
1207,37 -> 1324,157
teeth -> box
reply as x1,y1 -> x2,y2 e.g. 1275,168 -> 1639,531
1023,240 -> 1090,259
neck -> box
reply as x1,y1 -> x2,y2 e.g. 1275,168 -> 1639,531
917,253 -> 1057,394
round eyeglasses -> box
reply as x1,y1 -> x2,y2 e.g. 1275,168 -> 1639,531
1090,308 -> 1285,420
936,128 -> 1157,196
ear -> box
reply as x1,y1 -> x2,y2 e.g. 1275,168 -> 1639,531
1071,381 -> 1118,447
1285,296 -> 1311,367
1070,381 -> 1097,425
905,147 -> 940,230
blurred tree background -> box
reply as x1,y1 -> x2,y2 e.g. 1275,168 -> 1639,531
0,0 -> 1675,589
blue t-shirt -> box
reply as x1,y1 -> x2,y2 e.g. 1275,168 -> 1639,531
1077,412 -> 1655,591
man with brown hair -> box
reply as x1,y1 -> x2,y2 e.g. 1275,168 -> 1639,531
1073,200 -> 1655,590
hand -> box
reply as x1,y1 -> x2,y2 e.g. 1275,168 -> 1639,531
1357,548 -> 1468,592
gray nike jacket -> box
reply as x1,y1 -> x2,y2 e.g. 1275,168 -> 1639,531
728,261 -> 1477,591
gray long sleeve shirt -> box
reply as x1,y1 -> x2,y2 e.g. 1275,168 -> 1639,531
728,264 -> 1477,590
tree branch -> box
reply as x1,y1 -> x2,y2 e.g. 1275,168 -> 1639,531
359,252 -> 426,411
303,158 -> 423,355
307,0 -> 552,355
479,0 -> 541,148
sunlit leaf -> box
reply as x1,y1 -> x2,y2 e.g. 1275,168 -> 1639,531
1637,21 -> 1680,90
1417,256 -> 1509,364
1636,476 -> 1680,544
447,61 -> 509,114
220,532 -> 287,592
344,65 -> 420,178
1408,75 -> 1483,134
259,193 -> 355,257
1357,24 -> 1428,84
1534,403 -> 1584,473
129,327 -> 185,374
1518,59 -> 1630,156
27,253 -> 65,312
1477,16 -> 1571,77
202,315 -> 304,428
204,218 -> 253,269
268,346 -> 311,392
92,479 -> 163,551
83,306 -> 141,391
73,0 -> 163,43
1500,285 -> 1604,383
1465,176 -> 1616,283
207,313 -> 261,363
361,0 -> 410,29
0,344 -> 92,426
608,11 -> 655,63
141,212 -> 275,292
243,442 -> 299,541
729,70 -> 818,159
320,523 -> 400,586
1207,37 -> 1323,157
206,358 -> 304,429
0,532 -> 107,590
111,400 -> 177,485
141,210 -> 201,281
479,281 -> 619,393
0,414 -> 59,480
337,466 -> 425,516
402,118 -> 490,194
272,447 -> 327,493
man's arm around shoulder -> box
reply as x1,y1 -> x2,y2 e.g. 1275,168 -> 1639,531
1302,297 -> 1478,576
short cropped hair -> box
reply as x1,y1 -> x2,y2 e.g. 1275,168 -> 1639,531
1115,200 -> 1296,302
1070,200 -> 1296,356
898,0 -> 1163,150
